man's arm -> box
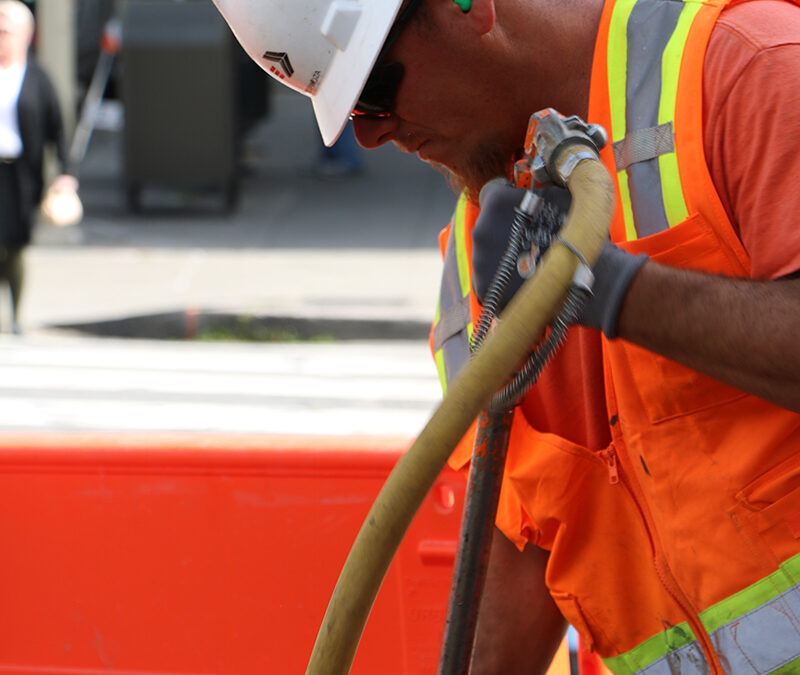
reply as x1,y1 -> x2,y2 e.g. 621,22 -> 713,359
618,262 -> 800,412
38,64 -> 71,176
38,65 -> 78,195
470,527 -> 567,675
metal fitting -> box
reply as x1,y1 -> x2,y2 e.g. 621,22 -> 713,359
526,109 -> 608,187
572,262 -> 595,295
517,189 -> 542,217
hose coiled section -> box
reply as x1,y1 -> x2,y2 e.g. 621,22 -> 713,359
490,285 -> 589,411
470,189 -> 589,411
470,205 -> 537,352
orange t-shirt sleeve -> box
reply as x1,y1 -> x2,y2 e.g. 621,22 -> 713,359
704,0 -> 800,279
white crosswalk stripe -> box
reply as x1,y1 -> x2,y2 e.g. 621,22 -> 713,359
0,335 -> 443,435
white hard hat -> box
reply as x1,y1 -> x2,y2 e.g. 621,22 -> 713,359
212,0 -> 404,146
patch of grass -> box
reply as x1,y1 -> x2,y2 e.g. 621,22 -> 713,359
195,316 -> 337,343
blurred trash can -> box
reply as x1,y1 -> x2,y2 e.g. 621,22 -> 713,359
121,0 -> 254,212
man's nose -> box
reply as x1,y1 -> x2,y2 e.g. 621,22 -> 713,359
352,115 -> 399,149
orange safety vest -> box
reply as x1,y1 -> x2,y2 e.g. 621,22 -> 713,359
429,0 -> 800,671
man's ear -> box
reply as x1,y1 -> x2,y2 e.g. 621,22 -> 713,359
465,0 -> 496,35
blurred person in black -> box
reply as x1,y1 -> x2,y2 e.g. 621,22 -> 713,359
0,0 -> 74,333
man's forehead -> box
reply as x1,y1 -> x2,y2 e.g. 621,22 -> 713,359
0,13 -> 20,29
0,6 -> 31,32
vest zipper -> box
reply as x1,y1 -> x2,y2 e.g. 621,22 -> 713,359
602,443 -> 725,674
599,447 -> 619,485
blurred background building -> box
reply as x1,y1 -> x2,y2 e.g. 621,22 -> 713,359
31,0 -> 269,210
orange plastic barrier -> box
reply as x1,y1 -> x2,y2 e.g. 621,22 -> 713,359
0,433 -> 571,674
579,647 -> 615,675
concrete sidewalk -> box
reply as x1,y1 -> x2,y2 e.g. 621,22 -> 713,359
15,90 -> 456,338
20,247 -> 444,337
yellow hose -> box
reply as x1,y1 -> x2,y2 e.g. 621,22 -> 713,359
306,147 -> 615,675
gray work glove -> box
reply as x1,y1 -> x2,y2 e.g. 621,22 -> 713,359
581,242 -> 648,339
472,179 -> 569,309
471,180 -> 648,339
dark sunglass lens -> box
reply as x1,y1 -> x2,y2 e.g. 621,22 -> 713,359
354,61 -> 405,115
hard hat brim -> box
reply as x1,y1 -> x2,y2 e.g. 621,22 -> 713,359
312,1 -> 404,146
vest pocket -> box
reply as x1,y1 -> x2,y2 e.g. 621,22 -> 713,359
729,452 -> 800,571
619,211 -> 747,274
612,341 -> 748,424
611,211 -> 749,424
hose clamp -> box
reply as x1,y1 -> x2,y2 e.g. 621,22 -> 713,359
556,234 -> 595,294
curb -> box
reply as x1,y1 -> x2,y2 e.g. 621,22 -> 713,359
51,309 -> 432,342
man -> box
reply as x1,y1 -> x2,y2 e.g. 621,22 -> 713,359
0,0 -> 75,332
214,0 -> 800,671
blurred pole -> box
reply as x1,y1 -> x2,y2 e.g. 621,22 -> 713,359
69,17 -> 121,169
36,0 -> 77,151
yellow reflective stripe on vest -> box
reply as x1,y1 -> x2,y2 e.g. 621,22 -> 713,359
607,0 -> 698,241
433,301 -> 449,394
604,551 -> 800,674
607,0 -> 638,241
453,195 -> 472,301
432,192 -> 473,395
607,0 -> 634,145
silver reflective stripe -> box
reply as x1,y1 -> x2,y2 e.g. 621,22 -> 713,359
637,583 -> 800,675
623,0 -> 683,238
440,226 -> 465,322
710,583 -> 800,674
613,122 -> 675,172
436,223 -> 471,385
432,296 -> 470,352
441,324 -> 470,384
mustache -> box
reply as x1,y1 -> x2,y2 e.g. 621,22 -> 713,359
392,132 -> 428,155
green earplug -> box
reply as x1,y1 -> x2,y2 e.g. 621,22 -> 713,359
453,0 -> 471,11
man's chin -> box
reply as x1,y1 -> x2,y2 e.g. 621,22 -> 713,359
428,162 -> 468,197
430,149 -> 516,203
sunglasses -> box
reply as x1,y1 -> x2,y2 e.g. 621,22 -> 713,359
352,0 -> 424,118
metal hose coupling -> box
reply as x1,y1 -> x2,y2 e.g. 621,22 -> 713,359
518,108 -> 609,188
305,111 -> 615,675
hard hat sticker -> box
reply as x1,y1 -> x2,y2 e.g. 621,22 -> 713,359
262,51 -> 294,79
306,70 -> 322,94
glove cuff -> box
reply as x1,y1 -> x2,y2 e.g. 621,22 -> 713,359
578,244 -> 648,339
599,250 -> 648,339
